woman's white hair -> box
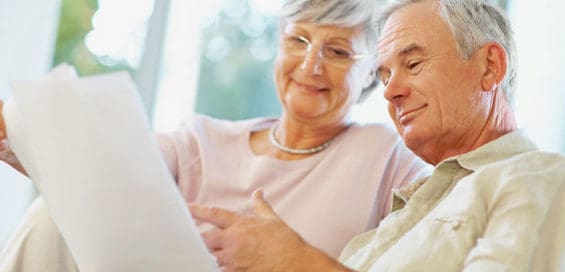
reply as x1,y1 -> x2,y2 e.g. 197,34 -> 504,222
280,0 -> 383,49
376,0 -> 517,103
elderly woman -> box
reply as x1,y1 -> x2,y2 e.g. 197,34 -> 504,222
0,0 -> 429,270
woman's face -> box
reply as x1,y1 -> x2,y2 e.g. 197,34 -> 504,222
274,21 -> 374,126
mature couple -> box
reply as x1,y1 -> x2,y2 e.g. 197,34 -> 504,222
1,0 -> 564,271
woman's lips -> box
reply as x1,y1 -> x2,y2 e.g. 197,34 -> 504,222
294,81 -> 329,93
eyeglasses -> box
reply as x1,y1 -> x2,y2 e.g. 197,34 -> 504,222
281,34 -> 374,69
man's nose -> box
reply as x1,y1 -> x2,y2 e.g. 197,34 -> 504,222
383,73 -> 411,103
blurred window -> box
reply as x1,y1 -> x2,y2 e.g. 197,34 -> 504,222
53,0 -> 154,75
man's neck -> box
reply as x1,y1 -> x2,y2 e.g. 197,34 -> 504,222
422,91 -> 518,166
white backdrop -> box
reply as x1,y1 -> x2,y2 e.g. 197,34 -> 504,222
0,0 -> 61,248
509,0 -> 565,153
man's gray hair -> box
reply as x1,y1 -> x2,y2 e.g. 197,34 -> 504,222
376,0 -> 517,103
280,0 -> 385,102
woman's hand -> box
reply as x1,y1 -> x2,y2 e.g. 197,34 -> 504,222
0,100 -> 27,176
190,189 -> 352,272
0,100 -> 5,141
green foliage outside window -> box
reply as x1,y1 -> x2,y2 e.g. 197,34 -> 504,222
53,0 -> 132,75
54,0 -> 280,121
194,0 -> 281,120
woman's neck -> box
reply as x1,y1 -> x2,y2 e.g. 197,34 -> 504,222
276,115 -> 351,150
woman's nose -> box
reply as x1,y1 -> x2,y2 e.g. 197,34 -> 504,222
300,47 -> 324,75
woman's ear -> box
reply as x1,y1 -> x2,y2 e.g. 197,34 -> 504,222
480,42 -> 507,92
356,70 -> 378,104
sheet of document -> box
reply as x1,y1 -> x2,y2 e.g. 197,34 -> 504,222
3,66 -> 218,271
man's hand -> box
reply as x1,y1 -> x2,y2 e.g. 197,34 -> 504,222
190,189 -> 352,272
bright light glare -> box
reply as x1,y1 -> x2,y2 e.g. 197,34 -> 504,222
85,0 -> 155,67
249,0 -> 283,16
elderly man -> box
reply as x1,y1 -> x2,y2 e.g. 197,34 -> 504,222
191,0 -> 565,271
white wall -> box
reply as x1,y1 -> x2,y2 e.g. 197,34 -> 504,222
0,0 -> 61,248
151,0 -> 203,131
509,0 -> 565,153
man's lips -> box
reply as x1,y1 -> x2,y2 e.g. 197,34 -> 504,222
398,105 -> 426,124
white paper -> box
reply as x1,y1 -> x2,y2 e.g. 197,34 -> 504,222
3,69 -> 218,271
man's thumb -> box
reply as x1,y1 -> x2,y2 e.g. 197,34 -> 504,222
252,188 -> 278,219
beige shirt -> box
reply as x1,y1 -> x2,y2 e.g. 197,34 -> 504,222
339,130 -> 565,272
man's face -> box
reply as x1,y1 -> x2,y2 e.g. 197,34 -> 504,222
376,1 -> 488,163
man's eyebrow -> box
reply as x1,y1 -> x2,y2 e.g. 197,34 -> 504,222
399,43 -> 424,56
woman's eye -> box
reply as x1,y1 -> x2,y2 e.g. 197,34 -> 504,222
323,45 -> 354,60
286,35 -> 308,47
293,36 -> 309,45
328,47 -> 351,58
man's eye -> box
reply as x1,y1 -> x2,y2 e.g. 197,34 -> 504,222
407,60 -> 425,73
408,61 -> 421,69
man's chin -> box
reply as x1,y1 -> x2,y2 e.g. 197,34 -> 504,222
400,127 -> 424,149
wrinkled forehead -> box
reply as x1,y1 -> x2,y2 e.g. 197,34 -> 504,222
376,2 -> 449,62
376,23 -> 428,67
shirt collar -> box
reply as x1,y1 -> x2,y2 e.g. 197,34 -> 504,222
451,129 -> 537,171
391,130 -> 537,212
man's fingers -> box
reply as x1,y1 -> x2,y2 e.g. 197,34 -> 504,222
212,249 -> 228,268
0,100 -> 5,140
201,230 -> 223,251
190,205 -> 239,229
252,188 -> 278,219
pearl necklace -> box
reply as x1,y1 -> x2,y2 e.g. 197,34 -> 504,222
268,122 -> 334,155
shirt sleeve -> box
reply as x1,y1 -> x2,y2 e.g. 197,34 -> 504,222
156,133 -> 179,180
154,117 -> 201,184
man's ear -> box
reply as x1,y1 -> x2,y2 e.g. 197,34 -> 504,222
479,42 -> 507,92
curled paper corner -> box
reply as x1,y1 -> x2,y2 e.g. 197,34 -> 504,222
43,63 -> 79,80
